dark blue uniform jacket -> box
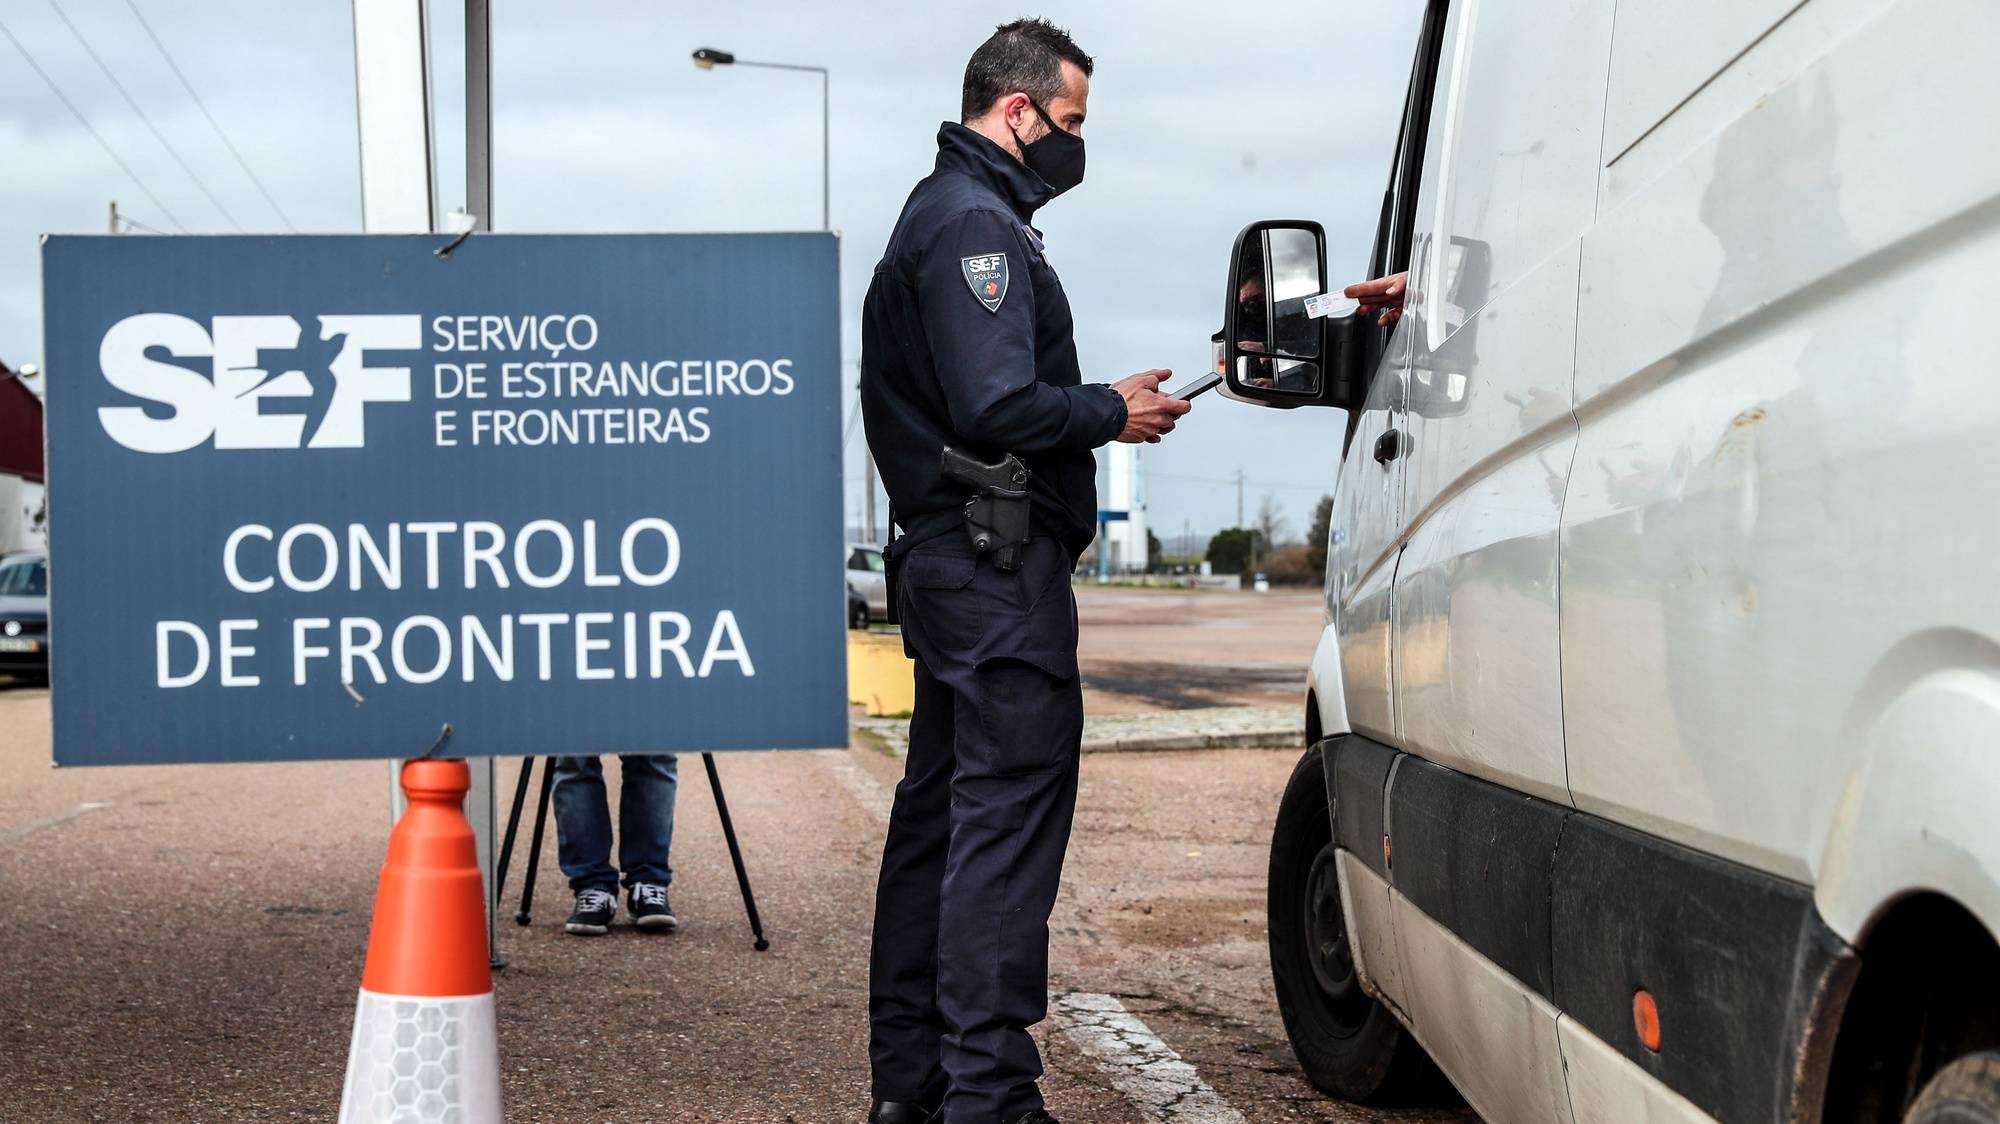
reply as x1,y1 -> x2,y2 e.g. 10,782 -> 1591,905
861,123 -> 1127,561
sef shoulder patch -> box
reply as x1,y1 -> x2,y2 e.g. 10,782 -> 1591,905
961,252 -> 1009,313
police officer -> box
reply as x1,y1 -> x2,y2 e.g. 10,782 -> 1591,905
858,18 -> 1191,1124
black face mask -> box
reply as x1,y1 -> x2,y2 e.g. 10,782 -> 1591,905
1011,98 -> 1085,197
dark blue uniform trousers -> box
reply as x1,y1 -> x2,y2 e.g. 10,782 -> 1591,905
870,536 -> 1084,1124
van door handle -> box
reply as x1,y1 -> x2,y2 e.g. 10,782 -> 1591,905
1373,429 -> 1403,464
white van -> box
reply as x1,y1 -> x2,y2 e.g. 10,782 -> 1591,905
1223,2 -> 2000,1121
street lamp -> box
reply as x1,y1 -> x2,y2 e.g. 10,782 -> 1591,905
690,48 -> 829,231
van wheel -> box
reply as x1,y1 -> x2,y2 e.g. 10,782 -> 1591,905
850,602 -> 870,630
1269,740 -> 1431,1101
1907,1051 -> 2000,1122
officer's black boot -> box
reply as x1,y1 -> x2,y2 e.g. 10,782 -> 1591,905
867,1098 -> 941,1124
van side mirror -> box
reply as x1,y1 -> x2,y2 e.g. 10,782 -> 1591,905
1219,219 -> 1371,411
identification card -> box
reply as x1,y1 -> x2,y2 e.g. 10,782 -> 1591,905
1303,293 -> 1360,319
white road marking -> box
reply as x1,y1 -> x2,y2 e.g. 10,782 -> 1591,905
818,748 -> 894,822
2,801 -> 111,844
826,744 -> 1249,1122
1052,992 -> 1248,1123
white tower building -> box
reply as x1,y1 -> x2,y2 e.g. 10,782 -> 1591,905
1102,442 -> 1149,575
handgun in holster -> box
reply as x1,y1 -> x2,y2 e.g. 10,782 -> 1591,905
941,446 -> 1032,572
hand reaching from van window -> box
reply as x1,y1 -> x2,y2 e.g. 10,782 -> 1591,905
1112,369 -> 1192,444
1345,271 -> 1409,327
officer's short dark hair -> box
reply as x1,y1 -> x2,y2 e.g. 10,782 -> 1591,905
959,18 -> 1094,123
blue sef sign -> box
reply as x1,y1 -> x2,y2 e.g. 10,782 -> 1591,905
41,233 -> 846,766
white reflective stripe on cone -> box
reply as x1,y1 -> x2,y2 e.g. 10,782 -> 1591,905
337,990 -> 503,1123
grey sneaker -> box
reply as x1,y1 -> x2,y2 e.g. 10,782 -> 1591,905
628,882 -> 679,931
565,887 -> 617,935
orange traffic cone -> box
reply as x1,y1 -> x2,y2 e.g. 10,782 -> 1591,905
337,758 -> 503,1123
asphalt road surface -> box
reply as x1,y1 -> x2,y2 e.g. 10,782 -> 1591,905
0,586 -> 1471,1122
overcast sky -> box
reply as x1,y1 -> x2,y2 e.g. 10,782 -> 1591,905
0,1 -> 1422,548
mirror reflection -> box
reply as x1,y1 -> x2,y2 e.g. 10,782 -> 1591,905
1268,229 -> 1321,360
1227,222 -> 1330,398
1235,355 -> 1321,395
1233,235 -> 1269,352
1407,235 -> 1490,418
1235,230 -> 1324,363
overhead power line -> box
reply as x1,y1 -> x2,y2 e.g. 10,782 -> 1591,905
118,0 -> 295,231
42,0 -> 244,231
0,14 -> 186,231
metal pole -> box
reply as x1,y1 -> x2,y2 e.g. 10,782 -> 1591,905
464,0 -> 491,232
820,68 -> 830,231
703,753 -> 770,951
108,200 -> 117,234
350,0 -> 436,233
514,759 -> 557,926
493,755 -> 533,899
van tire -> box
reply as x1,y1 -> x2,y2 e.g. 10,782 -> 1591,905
1906,1051 -> 2000,1122
1269,740 -> 1434,1102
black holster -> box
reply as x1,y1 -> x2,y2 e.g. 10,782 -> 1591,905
941,447 -> 1032,572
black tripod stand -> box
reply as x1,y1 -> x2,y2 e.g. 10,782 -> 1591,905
493,753 -> 769,951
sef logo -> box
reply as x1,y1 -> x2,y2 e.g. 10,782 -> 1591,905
964,255 -> 1003,273
96,313 -> 421,453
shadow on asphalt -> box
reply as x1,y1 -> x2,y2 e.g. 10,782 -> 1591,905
1082,660 -> 1299,709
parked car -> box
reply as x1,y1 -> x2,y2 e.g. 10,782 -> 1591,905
845,542 -> 889,624
1222,3 -> 2000,1122
847,582 -> 870,631
0,550 -> 48,682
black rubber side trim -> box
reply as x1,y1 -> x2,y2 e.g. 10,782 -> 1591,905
1327,734 -> 1397,879
1550,816 -> 1850,1123
1387,756 -> 1566,999
1321,734 -> 1855,1121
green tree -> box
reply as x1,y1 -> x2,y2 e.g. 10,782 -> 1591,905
1306,494 -> 1334,575
1146,529 -> 1163,573
1206,527 -> 1262,575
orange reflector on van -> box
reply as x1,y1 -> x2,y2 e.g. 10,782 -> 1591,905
1633,988 -> 1661,1052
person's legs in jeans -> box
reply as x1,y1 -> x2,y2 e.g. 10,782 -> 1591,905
551,755 -> 618,893
616,753 -> 678,888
